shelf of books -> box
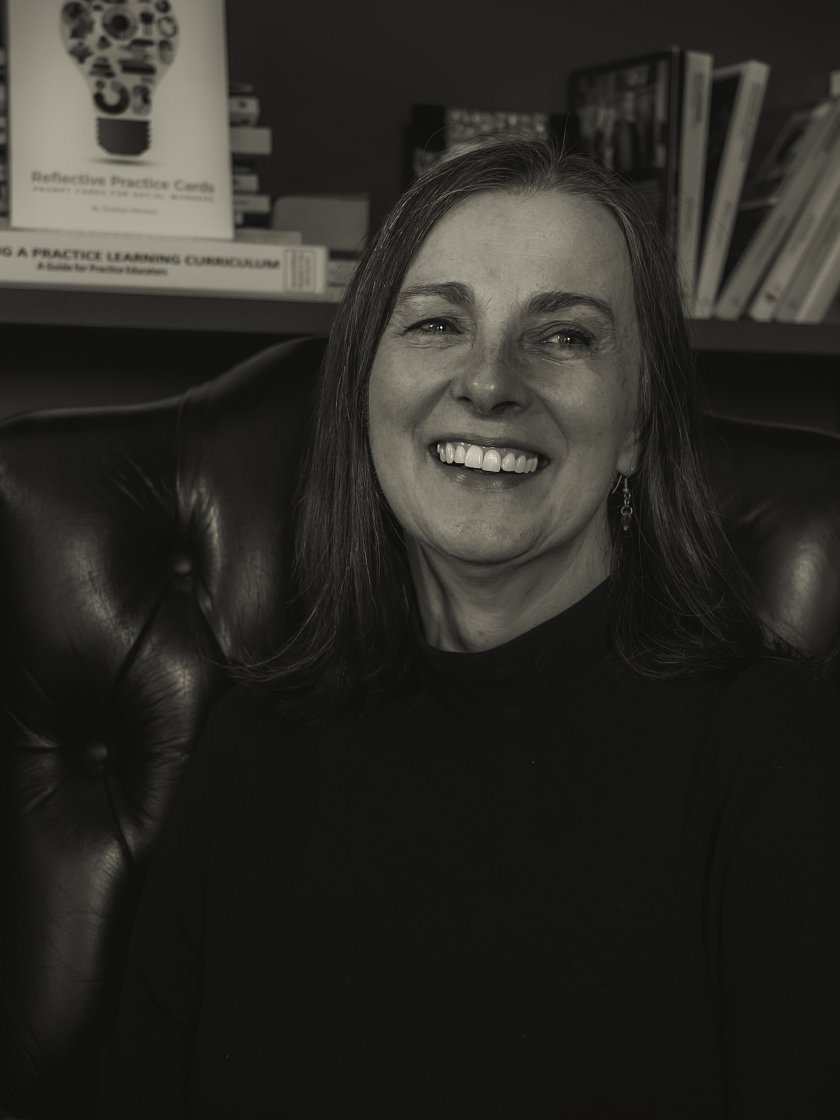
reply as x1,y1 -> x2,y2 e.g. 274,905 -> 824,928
0,16 -> 354,324
1,29 -> 839,352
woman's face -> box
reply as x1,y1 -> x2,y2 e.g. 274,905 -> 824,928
367,188 -> 641,578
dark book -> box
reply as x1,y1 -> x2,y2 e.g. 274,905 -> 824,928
568,49 -> 687,243
408,104 -> 576,183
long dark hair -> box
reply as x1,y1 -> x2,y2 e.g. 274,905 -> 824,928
242,137 -> 768,716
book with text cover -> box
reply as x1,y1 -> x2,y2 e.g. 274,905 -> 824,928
714,97 -> 840,318
5,0 -> 233,238
775,188 -> 840,321
0,226 -> 327,297
748,142 -> 840,319
675,51 -> 713,306
569,48 -> 702,254
692,61 -> 769,317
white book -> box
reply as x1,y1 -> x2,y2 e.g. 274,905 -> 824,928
233,192 -> 271,215
795,232 -> 840,321
748,142 -> 840,320
693,61 -> 769,317
676,51 -> 713,306
714,96 -> 840,319
6,0 -> 233,239
230,126 -> 272,157
0,227 -> 328,298
232,171 -> 259,194
775,191 -> 840,322
228,94 -> 260,127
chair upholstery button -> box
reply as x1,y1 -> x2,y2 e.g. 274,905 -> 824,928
171,552 -> 193,575
83,740 -> 109,775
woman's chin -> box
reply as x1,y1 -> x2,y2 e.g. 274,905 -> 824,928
420,527 -> 540,568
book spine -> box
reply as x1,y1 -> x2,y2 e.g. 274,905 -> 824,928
714,96 -> 840,319
676,52 -> 713,306
775,190 -> 840,320
228,94 -> 260,127
0,228 -> 328,297
748,143 -> 840,320
233,193 -> 271,214
229,126 -> 272,157
795,235 -> 840,321
693,62 -> 769,317
232,171 -> 259,194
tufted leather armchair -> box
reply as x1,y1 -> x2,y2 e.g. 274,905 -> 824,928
1,333 -> 840,1119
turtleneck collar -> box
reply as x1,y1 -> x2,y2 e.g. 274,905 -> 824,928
410,578 -> 618,729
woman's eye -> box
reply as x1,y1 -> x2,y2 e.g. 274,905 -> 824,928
407,318 -> 456,335
542,328 -> 593,349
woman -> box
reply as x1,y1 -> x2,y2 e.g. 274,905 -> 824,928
98,139 -> 840,1118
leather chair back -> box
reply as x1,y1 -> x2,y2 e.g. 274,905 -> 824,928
0,336 -> 322,1120
2,334 -> 840,1118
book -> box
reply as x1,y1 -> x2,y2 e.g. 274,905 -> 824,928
748,140 -> 840,320
409,104 -> 573,180
675,51 -> 713,305
775,188 -> 840,321
271,194 -> 370,253
230,125 -> 272,157
714,97 -> 840,318
234,193 -> 271,215
793,233 -> 840,321
228,94 -> 260,127
233,227 -> 302,245
6,0 -> 233,239
0,227 -> 328,298
569,49 -> 691,248
232,171 -> 260,194
692,61 -> 769,317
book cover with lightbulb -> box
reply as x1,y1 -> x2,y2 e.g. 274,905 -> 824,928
5,0 -> 233,239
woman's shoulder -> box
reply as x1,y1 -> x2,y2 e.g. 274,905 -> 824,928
696,655 -> 840,807
709,654 -> 838,736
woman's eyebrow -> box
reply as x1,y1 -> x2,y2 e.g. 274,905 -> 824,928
525,290 -> 616,323
394,281 -> 474,310
393,282 -> 616,325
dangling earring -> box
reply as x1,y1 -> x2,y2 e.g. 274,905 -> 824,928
620,473 -> 634,533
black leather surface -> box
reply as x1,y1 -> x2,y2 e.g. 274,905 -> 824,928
1,333 -> 839,1118
0,337 -> 322,1119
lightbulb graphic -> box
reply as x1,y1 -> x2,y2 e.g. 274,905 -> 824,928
59,1 -> 179,157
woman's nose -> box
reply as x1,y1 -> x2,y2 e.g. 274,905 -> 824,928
451,340 -> 529,415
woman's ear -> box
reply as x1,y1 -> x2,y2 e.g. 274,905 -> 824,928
617,426 -> 640,479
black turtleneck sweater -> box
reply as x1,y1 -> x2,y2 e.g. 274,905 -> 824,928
98,581 -> 840,1118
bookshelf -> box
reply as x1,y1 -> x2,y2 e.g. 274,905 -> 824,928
1,286 -> 839,438
0,286 -> 336,336
1,1 -> 838,425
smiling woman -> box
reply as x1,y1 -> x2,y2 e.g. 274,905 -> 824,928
368,188 -> 640,649
98,139 -> 840,1119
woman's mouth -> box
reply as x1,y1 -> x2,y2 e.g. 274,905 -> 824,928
430,440 -> 548,474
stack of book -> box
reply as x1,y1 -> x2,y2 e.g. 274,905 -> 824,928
229,81 -> 272,229
568,51 -> 840,323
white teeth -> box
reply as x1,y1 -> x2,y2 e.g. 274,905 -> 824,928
434,442 -> 541,474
